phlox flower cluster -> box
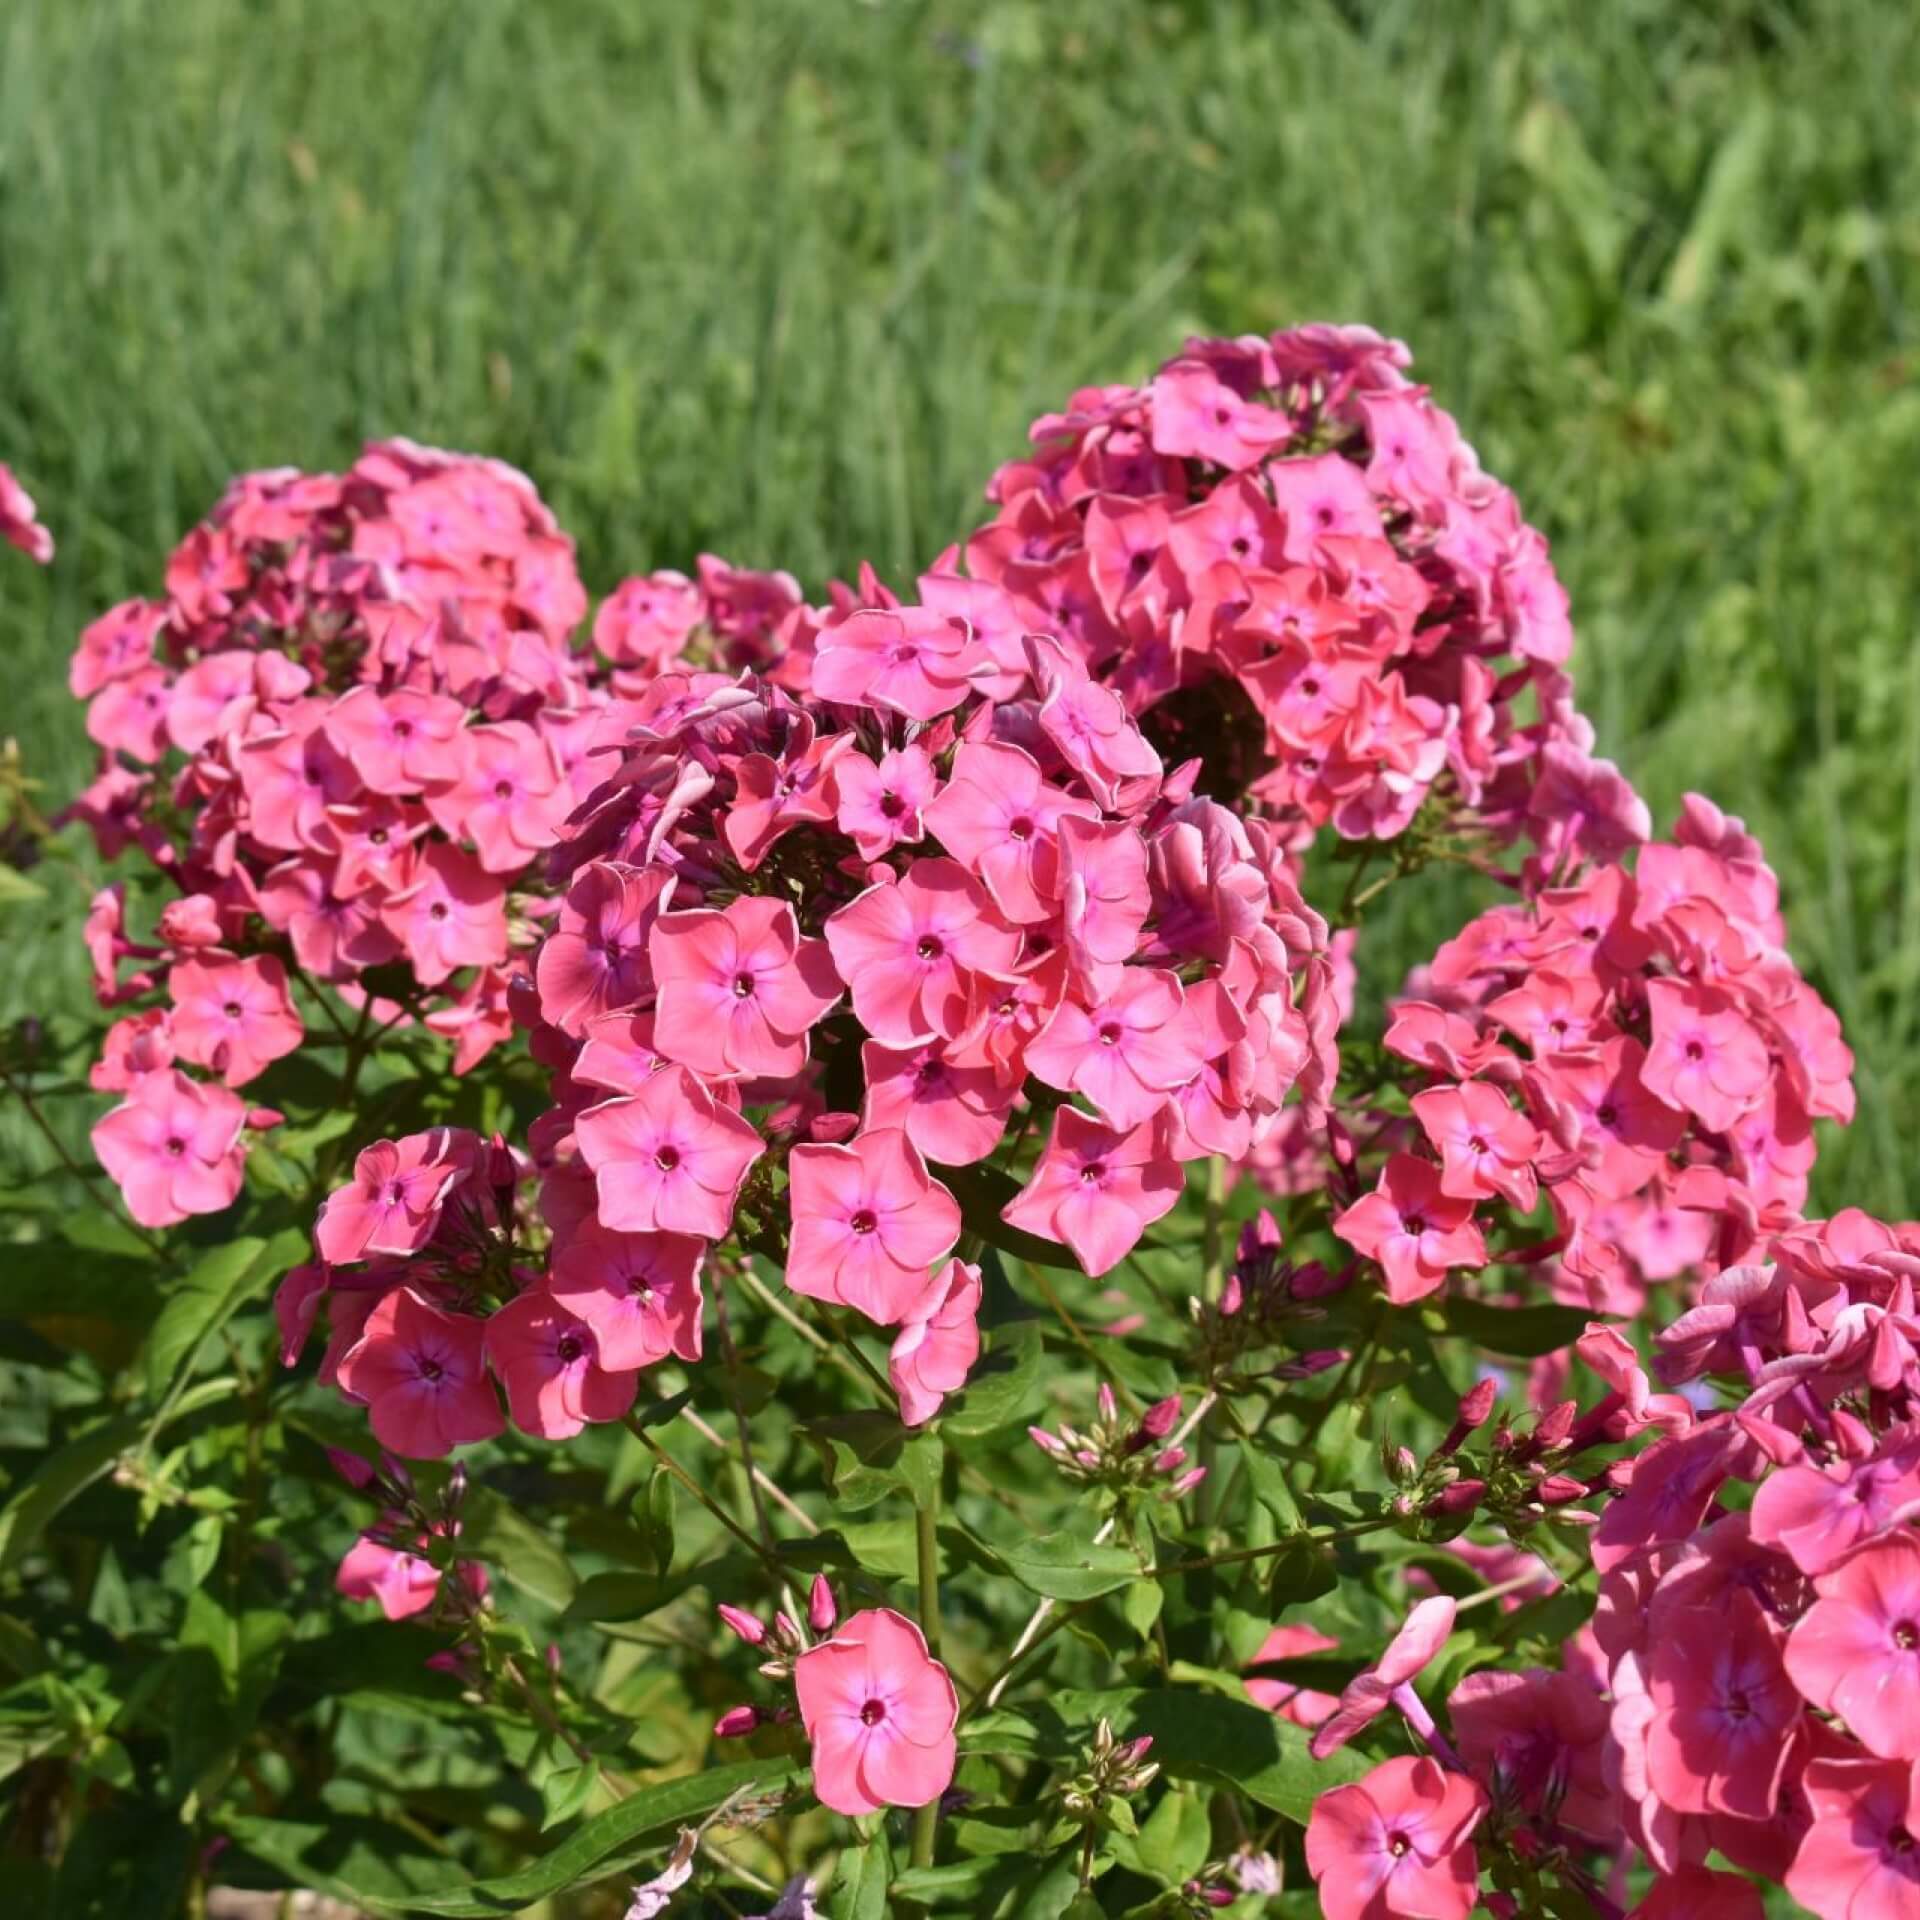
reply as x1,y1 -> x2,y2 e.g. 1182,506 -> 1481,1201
853,323 -> 1604,853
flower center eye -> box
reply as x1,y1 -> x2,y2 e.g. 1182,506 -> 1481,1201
556,1336 -> 583,1364
1404,1214 -> 1428,1236
418,1358 -> 443,1383
370,827 -> 389,845
429,902 -> 449,921
849,1209 -> 878,1236
859,1698 -> 887,1726
654,1146 -> 680,1172
1301,677 -> 1320,697
733,973 -> 756,998
1080,1162 -> 1106,1185
1596,1104 -> 1619,1128
224,1001 -> 242,1019
1896,1621 -> 1919,1651
1098,1024 -> 1123,1047
1387,1832 -> 1410,1858
165,1136 -> 186,1158
1684,1041 -> 1705,1061
1892,1825 -> 1916,1855
916,936 -> 943,962
393,720 -> 414,739
494,780 -> 514,800
1725,1689 -> 1751,1720
1469,1136 -> 1488,1155
1008,816 -> 1034,841
891,645 -> 920,665
880,791 -> 905,818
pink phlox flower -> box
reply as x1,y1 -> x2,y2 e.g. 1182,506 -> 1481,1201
1309,1596 -> 1457,1759
1626,1865 -> 1767,1920
323,685 -> 469,796
1383,1001 -> 1514,1081
536,861 -> 670,1038
859,1034 -> 1017,1168
1332,1153 -> 1487,1305
91,1067 -> 248,1227
594,571 -> 704,669
316,1129 -> 468,1263
888,1258 -> 983,1426
1028,635 -> 1162,810
1785,1533 -> 1920,1760
574,1066 -> 764,1240
793,1607 -> 958,1816
425,720 -> 568,873
0,462 -> 54,563
336,1286 -> 504,1458
811,606 -> 979,720
786,1127 -> 960,1326
91,1009 -> 176,1091
1787,1753 -> 1920,1920
166,954 -> 304,1087
483,1286 -> 638,1439
835,743 -> 938,860
1057,814 -> 1152,988
824,858 -> 1021,1046
1245,1623 -> 1340,1728
921,739 -> 1095,924
1591,1424 -> 1741,1574
86,663 -> 175,763
70,598 -> 164,699
1002,1105 -> 1182,1276
1266,452 -> 1386,561
724,721 -> 854,871
548,1219 -> 705,1372
1303,1753 -> 1487,1920
315,796 -> 428,900
1024,967 -> 1206,1129
335,1531 -> 446,1622
650,895 -> 842,1079
572,1009 -> 671,1096
1448,1667 -> 1613,1839
380,842 -> 509,987
1409,1080 -> 1541,1209
1641,979 -> 1771,1136
1752,1433 -> 1920,1576
257,855 -> 401,982
1148,359 -> 1292,470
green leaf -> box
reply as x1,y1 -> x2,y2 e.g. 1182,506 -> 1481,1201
783,1520 -> 919,1582
984,1528 -> 1145,1602
226,1758 -> 804,1915
1121,1577 -> 1164,1640
459,1483 -> 579,1612
940,1320 -> 1045,1439
799,1412 -> 940,1513
1266,1533 -> 1337,1613
563,1554 -> 755,1624
539,1758 -> 602,1830
1441,1296 -> 1591,1358
0,863 -> 44,903
142,1227 -> 306,1405
825,1826 -> 893,1920
169,1586 -> 292,1803
634,1467 -> 675,1575
1129,1784 -> 1211,1884
1243,1447 -> 1302,1533
940,1161 -> 1084,1272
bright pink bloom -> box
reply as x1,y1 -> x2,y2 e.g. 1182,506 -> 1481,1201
381,843 -> 509,987
335,1536 -> 443,1621
316,1130 -> 466,1263
1642,979 -> 1771,1135
859,1036 -> 1016,1167
1752,1438 -> 1920,1576
483,1288 -> 639,1439
1644,1593 -> 1799,1819
810,606 -> 978,720
1448,1667 -> 1612,1839
1245,1624 -> 1340,1728
1025,968 -> 1205,1129
574,1066 -> 764,1240
1786,1535 -> 1920,1760
70,599 -> 163,699
1002,1106 -> 1182,1276
922,740 -> 1095,923
424,720 -> 568,873
1032,653 -> 1162,810
835,745 -> 937,860
323,685 -> 469,796
593,571 -> 703,667
1056,814 -> 1151,976
823,860 -> 1021,1046
650,896 -> 841,1079
257,857 -> 401,982
1304,1754 -> 1487,1920
785,1128 -> 959,1326
548,1220 -> 705,1372
1408,1081 -> 1541,1210
1787,1754 -> 1920,1920
87,664 -> 174,762
888,1259 -> 982,1425
166,955 -> 304,1088
1148,360 -> 1292,470
793,1607 -> 958,1816
91,1067 -> 248,1227
91,1008 -> 175,1091
1333,1154 -> 1487,1304
535,862 -> 668,1038
335,1287 -> 504,1458
0,463 -> 53,564
1310,1597 -> 1457,1759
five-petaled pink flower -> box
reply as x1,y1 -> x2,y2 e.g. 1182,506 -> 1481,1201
1787,1753 -> 1920,1920
1642,979 -> 1771,1135
786,1128 -> 959,1326
91,1067 -> 248,1227
335,1287 -> 505,1458
793,1607 -> 958,1816
836,744 -> 937,861
483,1287 -> 639,1439
1333,1153 -> 1487,1303
1304,1754 -> 1488,1920
316,1130 -> 466,1264
888,1259 -> 982,1426
810,607 -> 978,721
1002,1106 -> 1182,1276
548,1220 -> 706,1372
824,860 -> 1021,1046
1024,968 -> 1206,1129
1786,1534 -> 1920,1760
922,740 -> 1094,923
651,896 -> 842,1079
167,954 -> 305,1088
574,1066 -> 764,1240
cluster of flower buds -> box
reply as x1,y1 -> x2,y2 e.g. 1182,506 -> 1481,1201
1186,1206 -> 1346,1389
1052,1716 -> 1159,1823
327,1448 -> 490,1631
1028,1383 -> 1206,1507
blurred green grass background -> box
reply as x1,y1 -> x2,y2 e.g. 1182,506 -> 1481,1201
1,0 -> 1915,1214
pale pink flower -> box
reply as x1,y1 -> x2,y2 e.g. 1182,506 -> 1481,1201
1024,968 -> 1205,1129
1245,1623 -> 1340,1728
425,720 -> 569,874
91,1067 -> 248,1227
1333,1154 -> 1487,1304
786,1128 -> 959,1326
835,744 -> 937,860
574,1066 -> 764,1240
651,896 -> 842,1079
859,1036 -> 1016,1167
548,1220 -> 705,1372
1304,1754 -> 1486,1920
810,606 -> 978,720
535,862 -> 669,1038
922,739 -> 1095,924
1785,1534 -> 1920,1760
483,1288 -> 638,1440
1002,1107 -> 1182,1276
380,843 -> 509,987
316,1130 -> 466,1264
824,859 -> 1021,1046
793,1607 -> 958,1816
323,685 -> 469,796
90,1008 -> 175,1092
1448,1667 -> 1612,1839
1408,1081 -> 1541,1210
594,571 -> 704,668
1787,1754 -> 1920,1920
1642,979 -> 1771,1135
167,955 -> 305,1088
888,1259 -> 983,1425
1627,1866 -> 1766,1920
335,1287 -> 505,1458
1751,1436 -> 1920,1576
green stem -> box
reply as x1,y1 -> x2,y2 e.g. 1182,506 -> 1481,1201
621,1414 -> 783,1578
1027,1264 -> 1138,1413
1195,1154 -> 1228,1529
910,1486 -> 942,1869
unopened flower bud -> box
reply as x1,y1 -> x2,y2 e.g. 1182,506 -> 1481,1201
772,1609 -> 803,1652
1533,1399 -> 1577,1451
1425,1478 -> 1487,1517
1168,1466 -> 1208,1499
714,1705 -> 761,1739
718,1605 -> 765,1647
545,1642 -> 563,1676
1275,1348 -> 1345,1379
1220,1274 -> 1244,1316
328,1448 -> 377,1491
1439,1377 -> 1499,1456
1152,1447 -> 1187,1475
1535,1473 -> 1590,1506
1097,1382 -> 1118,1423
808,1574 -> 836,1635
1138,1395 -> 1181,1441
1028,1426 -> 1066,1456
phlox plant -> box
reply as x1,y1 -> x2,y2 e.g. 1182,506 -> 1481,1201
0,324 -> 1906,1920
